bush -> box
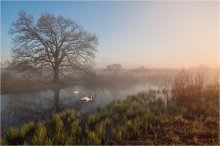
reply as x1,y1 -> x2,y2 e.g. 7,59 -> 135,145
150,98 -> 166,115
5,128 -> 19,144
53,115 -> 64,133
87,115 -> 98,129
122,120 -> 137,139
20,122 -> 35,138
87,131 -> 101,144
29,123 -> 47,145
54,131 -> 66,144
71,119 -> 82,143
96,123 -> 106,144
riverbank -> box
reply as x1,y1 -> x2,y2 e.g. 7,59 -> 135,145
2,87 -> 219,145
1,72 -> 70,94
1,68 -> 219,144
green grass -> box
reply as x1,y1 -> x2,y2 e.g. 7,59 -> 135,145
20,122 -> 34,138
5,128 -> 19,144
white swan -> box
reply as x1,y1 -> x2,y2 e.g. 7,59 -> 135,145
72,88 -> 80,94
80,96 -> 94,102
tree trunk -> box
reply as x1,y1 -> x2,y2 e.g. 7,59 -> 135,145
53,66 -> 59,83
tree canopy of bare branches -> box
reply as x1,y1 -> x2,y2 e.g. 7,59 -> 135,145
10,10 -> 98,82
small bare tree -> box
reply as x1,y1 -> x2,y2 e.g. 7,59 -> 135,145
10,11 -> 98,82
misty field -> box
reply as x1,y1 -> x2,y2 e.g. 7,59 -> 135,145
1,1 -> 219,145
1,68 -> 219,145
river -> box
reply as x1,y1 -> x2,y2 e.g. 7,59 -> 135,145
1,82 -> 160,130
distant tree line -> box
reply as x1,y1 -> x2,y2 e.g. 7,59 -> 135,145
106,64 -> 122,72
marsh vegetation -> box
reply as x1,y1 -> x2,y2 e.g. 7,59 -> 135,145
2,68 -> 219,145
1,2 -> 219,145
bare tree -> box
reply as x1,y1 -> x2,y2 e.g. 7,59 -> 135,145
10,11 -> 98,82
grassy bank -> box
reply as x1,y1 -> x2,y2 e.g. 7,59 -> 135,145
2,69 -> 219,145
2,93 -> 218,144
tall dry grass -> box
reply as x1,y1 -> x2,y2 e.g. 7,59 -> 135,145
171,68 -> 219,119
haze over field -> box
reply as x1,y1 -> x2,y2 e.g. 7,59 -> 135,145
1,1 -> 219,145
1,1 -> 219,68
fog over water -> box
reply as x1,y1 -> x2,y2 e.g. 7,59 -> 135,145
1,82 -> 162,129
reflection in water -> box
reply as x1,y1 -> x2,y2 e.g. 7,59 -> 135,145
72,87 -> 80,95
2,88 -> 67,131
1,83 -> 158,130
53,88 -> 60,114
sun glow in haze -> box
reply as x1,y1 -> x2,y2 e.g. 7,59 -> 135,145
95,1 -> 219,68
1,1 -> 219,68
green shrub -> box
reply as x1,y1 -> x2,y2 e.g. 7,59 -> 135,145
33,123 -> 47,144
139,115 -> 149,131
20,122 -> 35,138
146,113 -> 160,124
65,136 -> 74,145
31,135 -> 39,145
96,123 -> 106,143
5,128 -> 19,144
113,104 -> 125,113
44,138 -> 53,145
122,120 -> 137,140
126,108 -> 134,118
54,131 -> 66,144
87,131 -> 101,144
71,119 -> 82,134
71,119 -> 82,143
88,114 -> 98,129
150,98 -> 166,115
103,118 -> 111,126
133,116 -> 144,136
53,115 -> 64,132
64,109 -> 76,121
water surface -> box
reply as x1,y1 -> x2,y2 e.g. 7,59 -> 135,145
1,83 -> 159,130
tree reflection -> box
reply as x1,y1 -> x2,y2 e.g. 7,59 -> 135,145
2,87 -> 79,128
53,87 -> 61,114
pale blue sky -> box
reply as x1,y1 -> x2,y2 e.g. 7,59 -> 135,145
1,1 -> 219,68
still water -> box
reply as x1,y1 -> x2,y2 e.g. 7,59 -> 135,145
1,83 -> 158,130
